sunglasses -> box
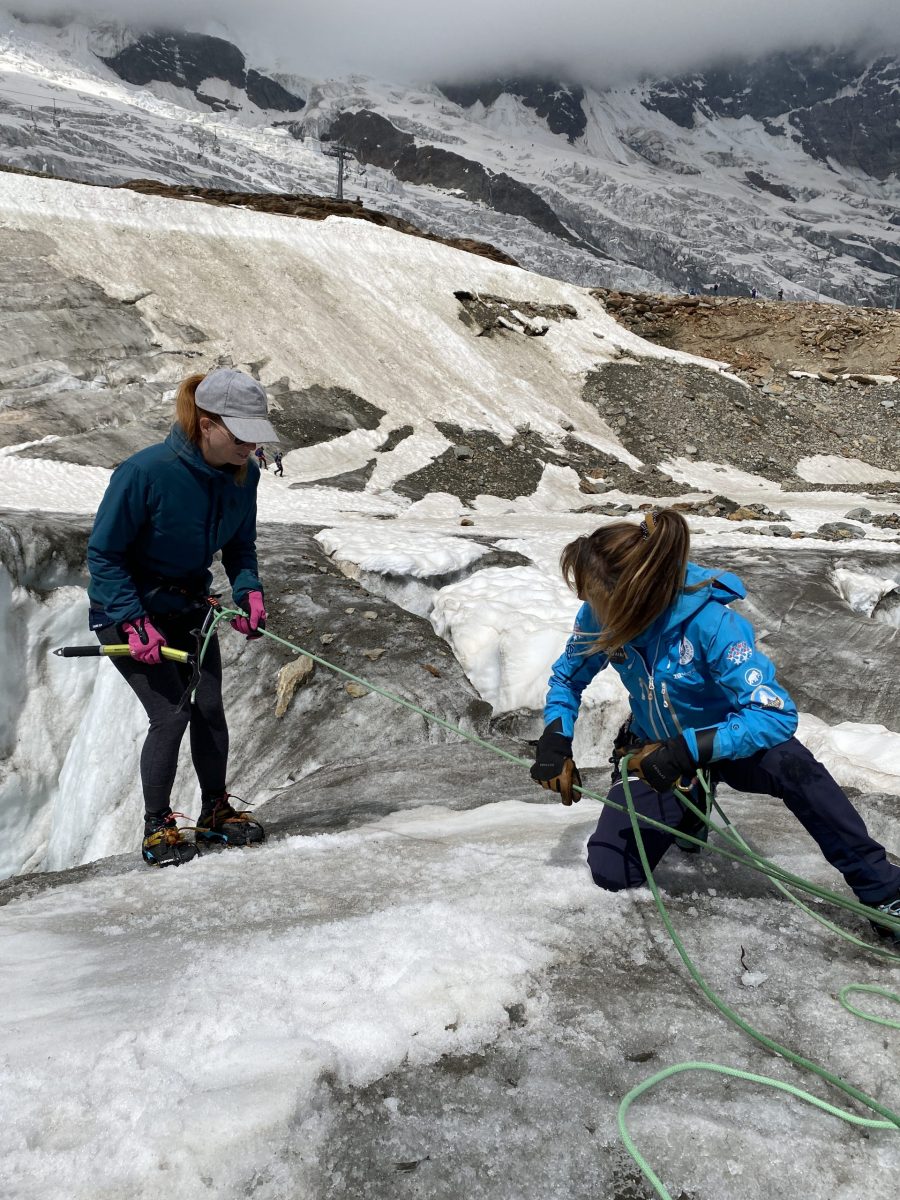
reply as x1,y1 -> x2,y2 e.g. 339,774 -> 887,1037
209,419 -> 254,448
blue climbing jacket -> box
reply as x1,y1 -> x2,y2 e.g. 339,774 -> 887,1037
544,562 -> 797,762
87,424 -> 262,625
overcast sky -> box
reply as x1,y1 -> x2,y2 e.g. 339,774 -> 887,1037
10,1 -> 900,82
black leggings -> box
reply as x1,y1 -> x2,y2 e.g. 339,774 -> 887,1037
96,610 -> 228,817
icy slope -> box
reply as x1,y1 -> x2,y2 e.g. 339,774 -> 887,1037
0,170 -> 726,469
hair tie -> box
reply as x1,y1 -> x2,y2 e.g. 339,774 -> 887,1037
640,511 -> 656,540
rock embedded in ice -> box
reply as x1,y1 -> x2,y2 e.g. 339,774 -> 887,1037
275,655 -> 315,717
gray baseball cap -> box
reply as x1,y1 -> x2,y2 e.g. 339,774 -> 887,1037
195,368 -> 281,444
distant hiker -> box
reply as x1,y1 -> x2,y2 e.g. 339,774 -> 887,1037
255,445 -> 268,470
712,282 -> 719,295
87,369 -> 282,866
688,287 -> 697,296
777,288 -> 784,301
751,286 -> 758,299
531,509 -> 900,944
273,450 -> 284,477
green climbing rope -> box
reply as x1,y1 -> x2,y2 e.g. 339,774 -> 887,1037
616,757 -> 899,1199
208,604 -> 899,1195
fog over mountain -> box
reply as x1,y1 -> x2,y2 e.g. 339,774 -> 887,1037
8,0 -> 900,81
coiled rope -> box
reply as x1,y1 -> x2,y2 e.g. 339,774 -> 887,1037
206,604 -> 899,1195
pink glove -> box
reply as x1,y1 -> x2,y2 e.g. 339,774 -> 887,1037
231,590 -> 267,640
122,616 -> 167,665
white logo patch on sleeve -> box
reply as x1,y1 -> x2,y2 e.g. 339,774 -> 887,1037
745,667 -> 763,687
751,685 -> 784,710
678,637 -> 694,665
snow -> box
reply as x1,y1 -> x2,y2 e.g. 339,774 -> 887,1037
796,455 -> 900,485
315,526 -> 489,578
797,715 -> 900,795
0,170 -> 727,476
831,567 -> 900,616
430,564 -> 631,764
0,799 -> 596,1199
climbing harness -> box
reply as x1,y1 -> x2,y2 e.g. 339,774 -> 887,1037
56,600 -> 900,1194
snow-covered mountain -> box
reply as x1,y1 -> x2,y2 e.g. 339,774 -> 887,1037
1,10 -> 898,303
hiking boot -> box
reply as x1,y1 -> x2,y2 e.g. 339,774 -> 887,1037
674,808 -> 710,854
866,893 -> 900,945
674,785 -> 711,853
195,793 -> 265,847
142,810 -> 198,867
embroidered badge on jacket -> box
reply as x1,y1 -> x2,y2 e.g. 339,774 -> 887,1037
751,685 -> 784,710
726,641 -> 752,666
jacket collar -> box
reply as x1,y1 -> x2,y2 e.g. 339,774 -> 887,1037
165,424 -> 237,483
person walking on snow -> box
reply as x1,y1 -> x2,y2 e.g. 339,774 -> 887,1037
255,444 -> 268,470
273,450 -> 284,477
531,509 -> 900,943
87,368 -> 281,866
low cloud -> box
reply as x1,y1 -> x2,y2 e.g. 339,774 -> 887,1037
9,0 -> 900,82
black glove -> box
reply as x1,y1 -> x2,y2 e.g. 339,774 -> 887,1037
627,735 -> 697,793
609,718 -> 642,781
531,719 -> 583,805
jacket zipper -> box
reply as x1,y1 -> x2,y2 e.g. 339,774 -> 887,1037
640,676 -> 664,739
660,681 -> 684,736
647,676 -> 671,739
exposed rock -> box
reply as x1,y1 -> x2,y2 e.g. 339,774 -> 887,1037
274,655 -> 315,717
327,110 -> 585,249
118,180 -> 518,267
103,32 -> 305,113
817,522 -> 865,540
641,50 -> 900,181
439,79 -> 587,143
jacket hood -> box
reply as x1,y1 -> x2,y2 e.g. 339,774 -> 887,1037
632,562 -> 746,644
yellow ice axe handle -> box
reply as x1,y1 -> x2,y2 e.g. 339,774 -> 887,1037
53,645 -> 193,664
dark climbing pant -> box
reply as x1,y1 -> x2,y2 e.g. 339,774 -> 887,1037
586,737 -> 900,903
95,609 -> 228,817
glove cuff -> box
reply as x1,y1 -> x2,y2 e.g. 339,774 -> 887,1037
537,726 -> 573,757
670,734 -> 696,773
693,728 -> 716,765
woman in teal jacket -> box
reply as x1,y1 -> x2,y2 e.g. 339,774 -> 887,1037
531,509 -> 900,942
87,368 -> 280,866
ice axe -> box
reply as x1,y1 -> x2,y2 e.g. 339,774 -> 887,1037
53,643 -> 201,710
53,644 -> 193,664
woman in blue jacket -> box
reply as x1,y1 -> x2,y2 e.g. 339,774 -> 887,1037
87,368 -> 280,866
531,509 -> 900,941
